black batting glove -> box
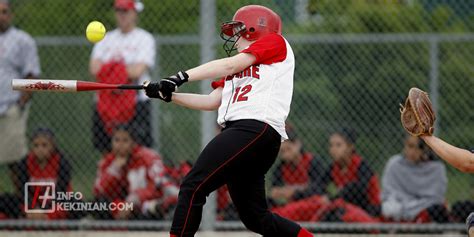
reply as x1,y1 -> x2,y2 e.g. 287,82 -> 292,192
143,81 -> 172,102
466,212 -> 474,232
159,71 -> 189,95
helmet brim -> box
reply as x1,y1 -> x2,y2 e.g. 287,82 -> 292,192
220,21 -> 245,37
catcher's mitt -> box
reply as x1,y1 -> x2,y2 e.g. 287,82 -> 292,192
400,87 -> 436,136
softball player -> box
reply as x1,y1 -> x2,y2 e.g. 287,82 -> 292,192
145,5 -> 313,237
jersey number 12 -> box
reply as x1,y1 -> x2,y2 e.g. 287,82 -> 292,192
232,85 -> 252,103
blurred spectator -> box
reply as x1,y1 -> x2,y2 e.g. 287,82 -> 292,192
270,125 -> 326,221
452,200 -> 474,224
165,160 -> 193,185
0,127 -> 73,220
0,0 -> 41,163
310,127 -> 381,222
381,135 -> 449,223
89,0 -> 155,153
93,124 -> 178,220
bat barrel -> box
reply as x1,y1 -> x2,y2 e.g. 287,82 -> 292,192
12,79 -> 77,92
12,79 -> 145,92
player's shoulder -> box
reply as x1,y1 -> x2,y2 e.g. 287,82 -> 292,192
385,154 -> 404,168
259,33 -> 285,42
9,27 -> 35,44
133,28 -> 154,40
98,29 -> 119,43
105,28 -> 121,38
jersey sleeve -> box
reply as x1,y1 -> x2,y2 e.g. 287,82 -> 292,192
241,33 -> 287,65
211,78 -> 225,89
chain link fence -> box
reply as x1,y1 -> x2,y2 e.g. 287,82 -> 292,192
0,0 -> 472,234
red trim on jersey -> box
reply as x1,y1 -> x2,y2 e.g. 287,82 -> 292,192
241,33 -> 287,65
211,78 -> 225,89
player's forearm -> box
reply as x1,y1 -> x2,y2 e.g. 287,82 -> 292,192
422,136 -> 474,173
185,53 -> 255,82
185,58 -> 235,82
171,88 -> 222,111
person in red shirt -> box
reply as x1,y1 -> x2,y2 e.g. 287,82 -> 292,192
93,124 -> 178,220
0,127 -> 72,220
269,125 -> 326,221
310,127 -> 381,223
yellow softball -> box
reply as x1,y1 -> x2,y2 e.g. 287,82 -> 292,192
86,21 -> 106,43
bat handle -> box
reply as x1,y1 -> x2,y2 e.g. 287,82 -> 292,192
117,84 -> 144,90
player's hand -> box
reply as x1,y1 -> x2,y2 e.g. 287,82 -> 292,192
270,187 -> 295,201
113,156 -> 128,168
159,71 -> 189,99
162,71 -> 189,88
143,81 -> 170,102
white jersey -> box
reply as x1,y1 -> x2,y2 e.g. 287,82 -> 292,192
214,34 -> 295,140
91,28 -> 156,101
0,27 -> 41,114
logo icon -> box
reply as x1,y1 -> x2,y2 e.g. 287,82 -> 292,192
24,182 -> 56,213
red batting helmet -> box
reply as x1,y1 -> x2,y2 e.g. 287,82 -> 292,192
220,5 -> 282,56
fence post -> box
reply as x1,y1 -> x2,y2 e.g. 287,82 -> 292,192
429,38 -> 440,135
200,0 -> 217,231
152,37 -> 161,153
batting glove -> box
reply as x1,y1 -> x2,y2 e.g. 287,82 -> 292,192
466,212 -> 474,232
143,81 -> 171,102
159,71 -> 189,94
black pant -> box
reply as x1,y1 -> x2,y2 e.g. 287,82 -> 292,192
92,100 -> 153,152
170,120 -> 302,237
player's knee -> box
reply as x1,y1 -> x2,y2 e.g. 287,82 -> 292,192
177,177 -> 210,206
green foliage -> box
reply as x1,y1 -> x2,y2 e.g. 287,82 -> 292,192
295,0 -> 469,33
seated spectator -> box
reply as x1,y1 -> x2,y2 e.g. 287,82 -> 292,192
452,200 -> 474,223
310,127 -> 381,223
0,127 -> 73,220
165,160 -> 193,185
381,135 -> 449,223
93,124 -> 178,220
270,126 -> 326,221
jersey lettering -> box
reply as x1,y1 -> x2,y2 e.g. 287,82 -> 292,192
226,65 -> 260,81
217,37 -> 294,140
